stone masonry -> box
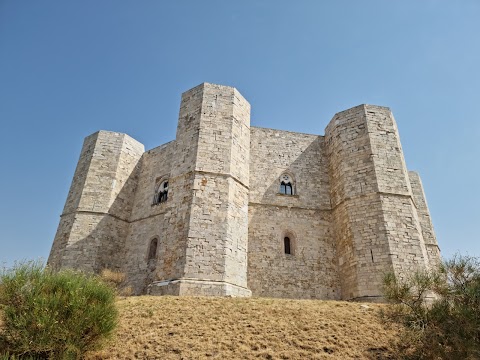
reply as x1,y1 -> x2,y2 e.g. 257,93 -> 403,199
48,83 -> 440,301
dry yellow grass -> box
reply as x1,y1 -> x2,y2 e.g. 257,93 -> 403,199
86,296 -> 401,360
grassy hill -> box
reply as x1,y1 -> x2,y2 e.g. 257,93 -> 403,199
86,296 -> 400,360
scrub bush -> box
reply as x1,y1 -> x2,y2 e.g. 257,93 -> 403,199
383,255 -> 480,359
0,261 -> 118,359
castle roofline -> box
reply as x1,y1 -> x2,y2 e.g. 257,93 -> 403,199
181,82 -> 249,105
181,82 -> 237,95
146,139 -> 175,153
85,130 -> 145,149
250,125 -> 323,138
332,104 -> 391,118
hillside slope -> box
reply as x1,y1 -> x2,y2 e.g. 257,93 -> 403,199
87,296 -> 400,360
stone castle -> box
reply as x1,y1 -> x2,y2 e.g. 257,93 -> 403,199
48,83 -> 440,301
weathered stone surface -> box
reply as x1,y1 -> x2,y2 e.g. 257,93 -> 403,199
325,105 -> 436,300
48,83 -> 440,301
248,128 -> 338,299
48,131 -> 144,273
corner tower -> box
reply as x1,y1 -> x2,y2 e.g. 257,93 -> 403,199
48,131 -> 145,272
149,83 -> 252,296
325,105 -> 432,301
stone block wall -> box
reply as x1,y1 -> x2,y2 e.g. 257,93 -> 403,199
325,105 -> 431,300
364,108 -> 430,278
49,83 -> 440,301
150,83 -> 251,296
248,127 -> 339,299
182,84 -> 251,295
48,131 -> 144,272
409,171 -> 440,266
122,141 -> 177,294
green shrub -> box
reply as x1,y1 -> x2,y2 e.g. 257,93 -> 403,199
0,261 -> 118,359
383,255 -> 480,359
0,354 -> 38,360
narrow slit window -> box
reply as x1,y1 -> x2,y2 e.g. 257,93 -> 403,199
148,238 -> 158,261
284,237 -> 291,254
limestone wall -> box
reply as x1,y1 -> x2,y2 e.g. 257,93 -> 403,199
48,132 -> 97,269
48,131 -> 144,272
248,128 -> 330,208
408,171 -> 440,266
248,127 -> 339,299
365,109 -> 430,277
48,83 -> 440,301
121,141 -> 177,294
325,105 -> 430,300
148,83 -> 251,296
181,84 -> 251,295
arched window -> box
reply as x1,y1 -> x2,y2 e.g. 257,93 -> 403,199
282,230 -> 296,255
284,237 -> 291,254
279,173 -> 295,195
153,179 -> 169,205
148,238 -> 158,262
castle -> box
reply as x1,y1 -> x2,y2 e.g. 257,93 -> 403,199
48,83 -> 440,301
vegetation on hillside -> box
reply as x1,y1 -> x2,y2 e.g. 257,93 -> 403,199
4,255 -> 479,359
383,255 -> 480,359
0,262 -> 118,360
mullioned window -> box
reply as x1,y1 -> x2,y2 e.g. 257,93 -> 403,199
153,179 -> 169,205
279,173 -> 295,195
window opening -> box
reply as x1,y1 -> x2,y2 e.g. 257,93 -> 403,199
284,237 -> 291,254
148,238 -> 158,262
279,173 -> 294,195
154,179 -> 169,204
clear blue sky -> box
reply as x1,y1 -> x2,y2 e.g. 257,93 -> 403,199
1,1 -> 479,267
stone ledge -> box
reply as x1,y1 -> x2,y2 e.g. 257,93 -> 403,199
350,295 -> 386,303
147,278 -> 252,297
